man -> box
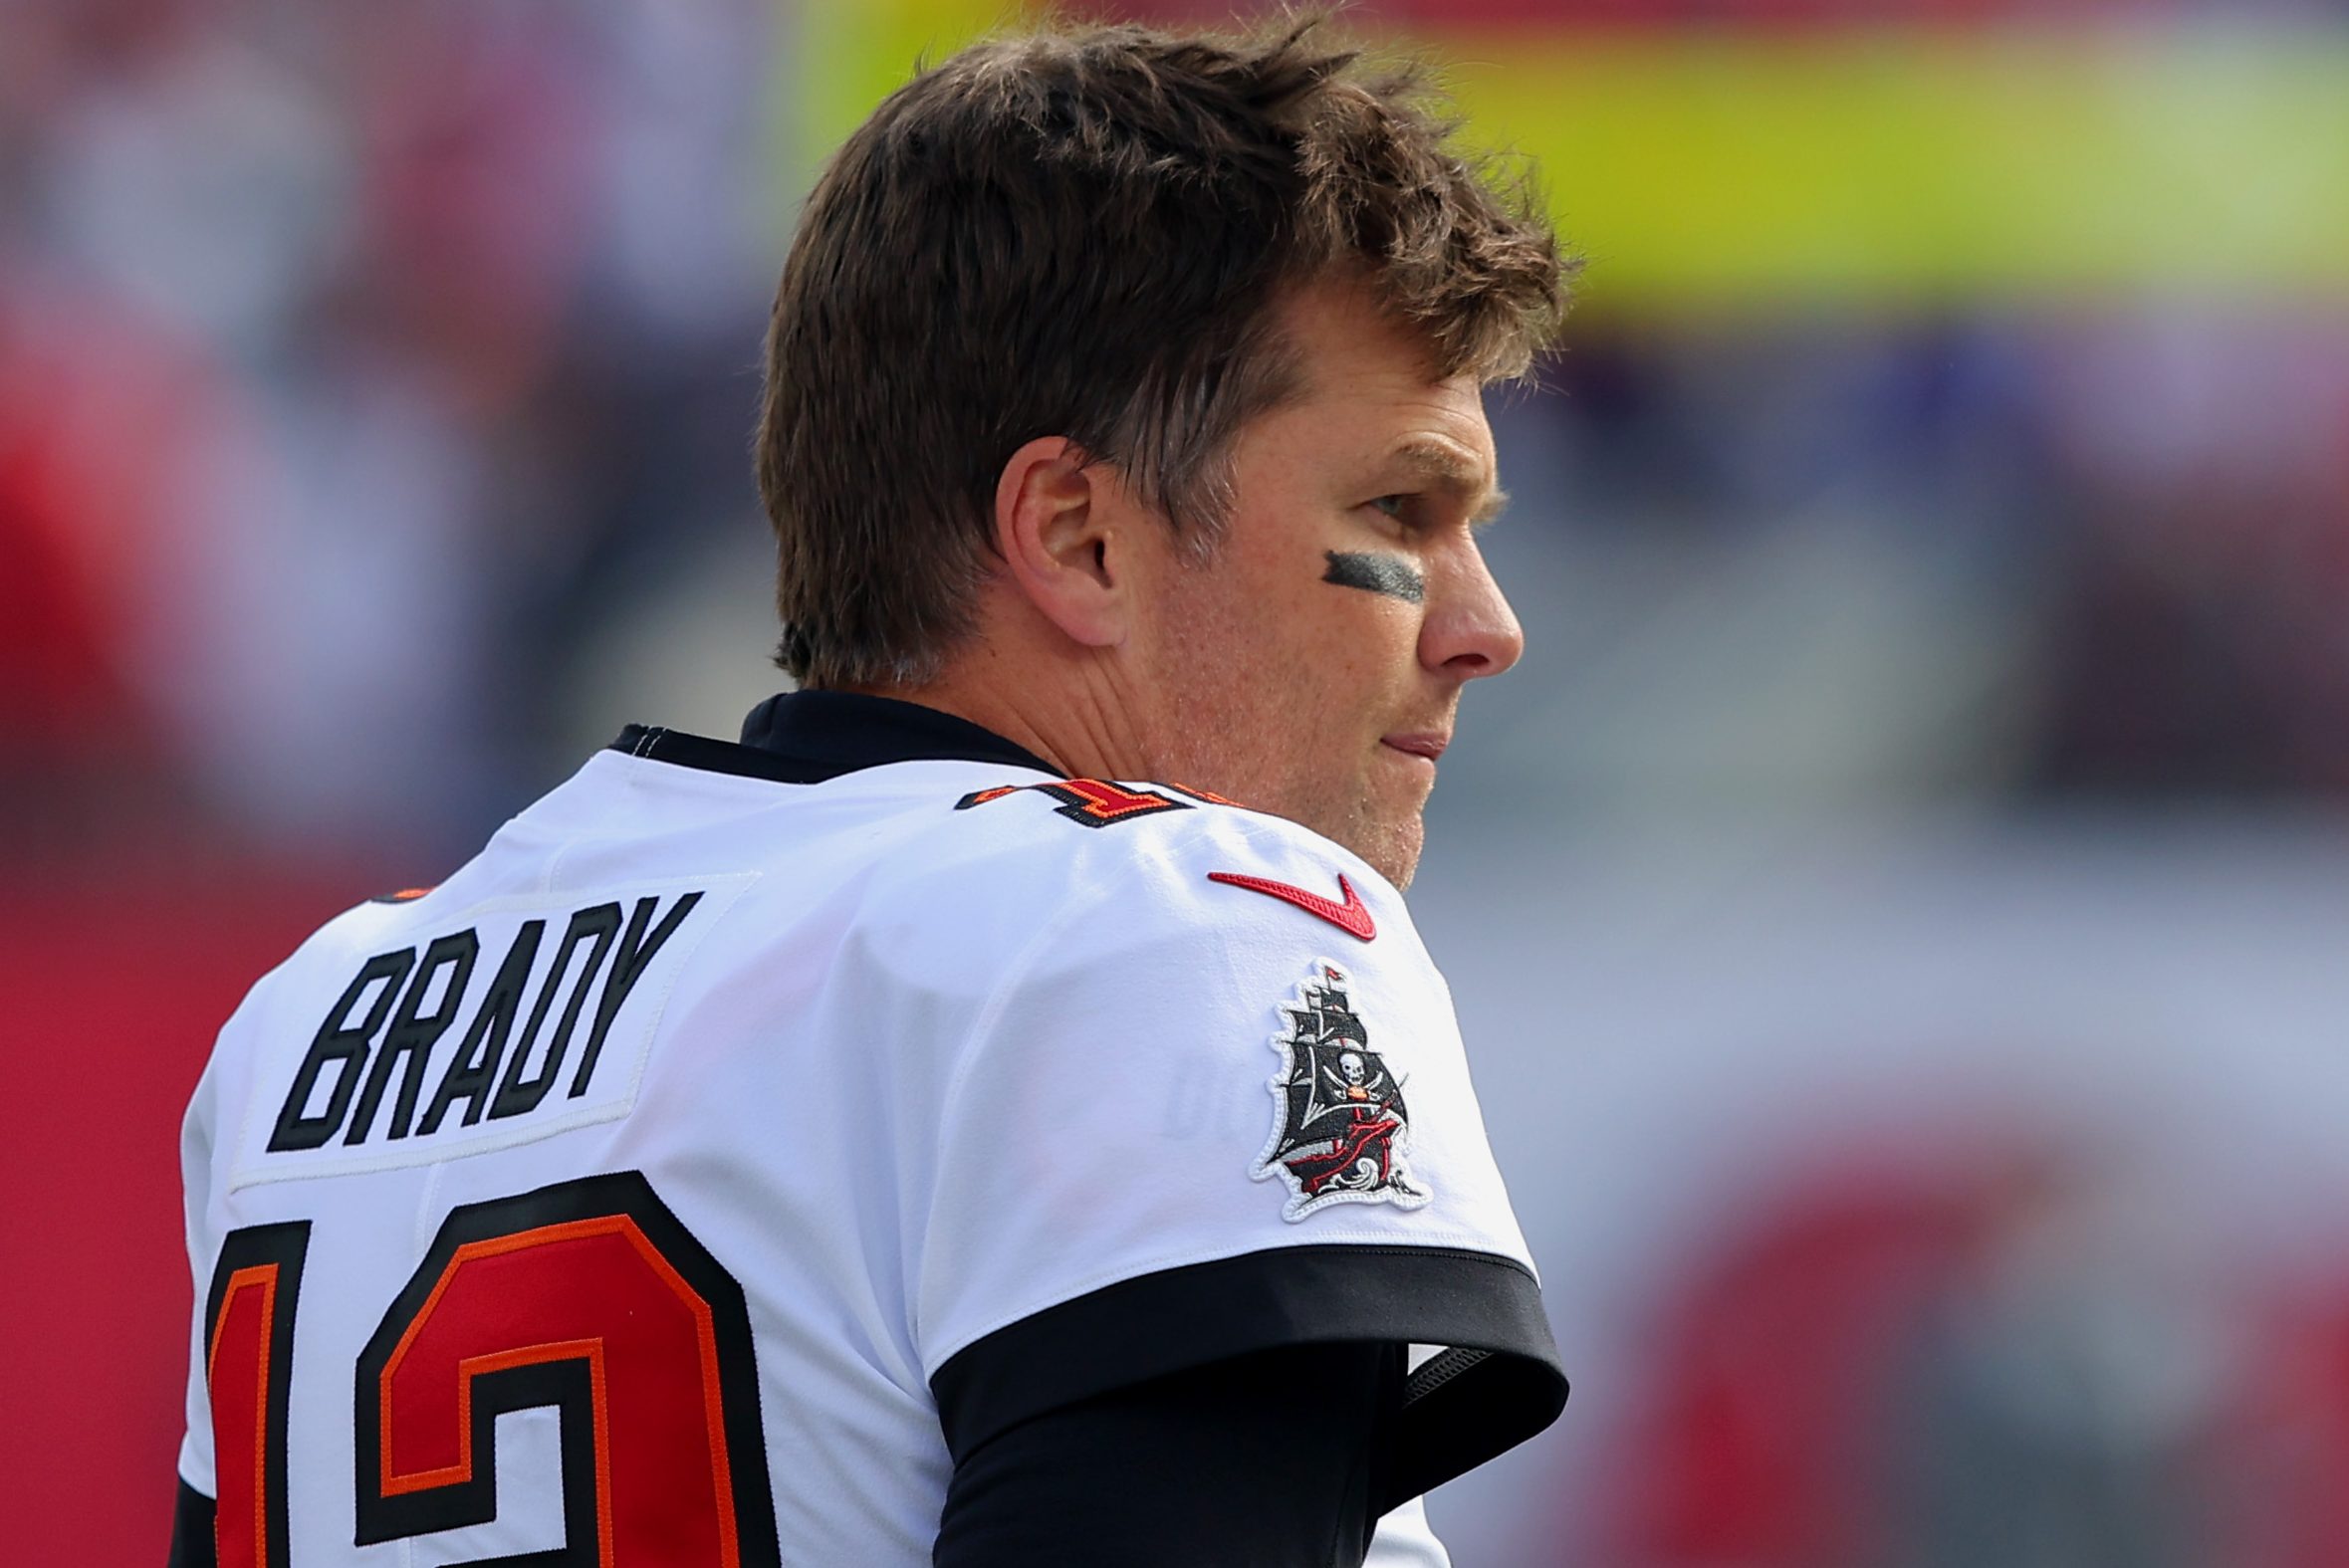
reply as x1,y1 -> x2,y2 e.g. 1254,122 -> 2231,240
171,16 -> 1572,1566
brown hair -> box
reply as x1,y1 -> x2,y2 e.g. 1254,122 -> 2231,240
757,11 -> 1570,688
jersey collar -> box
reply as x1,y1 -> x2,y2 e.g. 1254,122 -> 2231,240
609,691 -> 1061,785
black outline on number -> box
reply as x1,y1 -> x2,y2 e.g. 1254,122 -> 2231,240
202,1222 -> 312,1568
351,1170 -> 782,1565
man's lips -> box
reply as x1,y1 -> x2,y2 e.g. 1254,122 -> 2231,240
1380,732 -> 1450,762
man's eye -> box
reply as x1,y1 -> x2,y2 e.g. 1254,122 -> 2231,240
1368,494 -> 1409,519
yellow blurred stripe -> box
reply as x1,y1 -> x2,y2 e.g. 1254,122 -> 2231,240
1439,29 -> 2349,302
798,11 -> 2349,300
792,0 -> 1011,185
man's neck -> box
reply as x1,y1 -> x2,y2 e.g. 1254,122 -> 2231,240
828,659 -> 1148,784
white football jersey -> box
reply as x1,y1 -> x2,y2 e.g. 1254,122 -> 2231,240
178,693 -> 1564,1565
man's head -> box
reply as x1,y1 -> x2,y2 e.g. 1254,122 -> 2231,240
758,15 -> 1570,884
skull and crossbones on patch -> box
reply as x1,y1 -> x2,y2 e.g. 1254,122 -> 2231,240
1252,962 -> 1428,1221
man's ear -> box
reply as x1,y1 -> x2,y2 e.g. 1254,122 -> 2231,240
993,435 -> 1127,648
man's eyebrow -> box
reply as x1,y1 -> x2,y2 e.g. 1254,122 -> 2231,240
1380,438 -> 1509,526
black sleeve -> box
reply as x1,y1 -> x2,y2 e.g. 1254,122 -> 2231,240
167,1480 -> 216,1568
933,1242 -> 1568,1508
934,1341 -> 1404,1568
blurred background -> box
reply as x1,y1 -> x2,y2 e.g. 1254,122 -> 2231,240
4,0 -> 2347,1562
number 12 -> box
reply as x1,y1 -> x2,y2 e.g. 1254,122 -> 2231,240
199,1172 -> 782,1566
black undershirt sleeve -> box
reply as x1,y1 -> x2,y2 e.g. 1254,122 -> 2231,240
933,1341 -> 1405,1568
167,1479 -> 216,1568
932,1243 -> 1567,1512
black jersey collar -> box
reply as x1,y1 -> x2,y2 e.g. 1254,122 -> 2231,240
609,691 -> 1060,786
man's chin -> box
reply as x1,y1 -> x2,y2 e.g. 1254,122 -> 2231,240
1328,809 -> 1424,892
1366,825 -> 1424,891
1252,785 -> 1424,889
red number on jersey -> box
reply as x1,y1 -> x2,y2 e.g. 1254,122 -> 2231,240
954,778 -> 1192,826
203,1175 -> 780,1566
202,1225 -> 310,1568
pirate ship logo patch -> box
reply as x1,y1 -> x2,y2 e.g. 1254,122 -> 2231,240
1253,962 -> 1428,1222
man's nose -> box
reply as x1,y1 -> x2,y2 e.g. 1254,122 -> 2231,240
1418,541 -> 1525,681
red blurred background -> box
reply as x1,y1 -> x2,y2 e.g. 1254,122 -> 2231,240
7,0 -> 2349,1562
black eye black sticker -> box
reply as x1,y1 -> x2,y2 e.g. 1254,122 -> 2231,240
1322,551 -> 1425,603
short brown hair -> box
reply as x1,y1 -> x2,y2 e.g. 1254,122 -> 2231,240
757,12 -> 1570,688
